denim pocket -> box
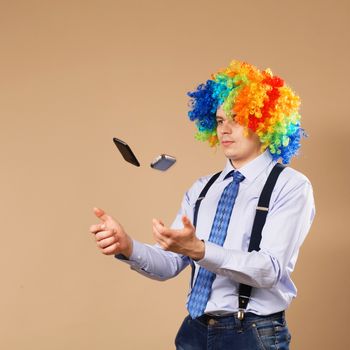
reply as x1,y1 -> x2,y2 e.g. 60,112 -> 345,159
252,320 -> 276,350
272,319 -> 291,349
251,317 -> 291,350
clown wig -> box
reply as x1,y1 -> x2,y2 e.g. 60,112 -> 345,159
187,60 -> 307,164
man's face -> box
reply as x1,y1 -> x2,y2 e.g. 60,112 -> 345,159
216,105 -> 263,167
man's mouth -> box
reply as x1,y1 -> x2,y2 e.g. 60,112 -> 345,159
221,141 -> 234,146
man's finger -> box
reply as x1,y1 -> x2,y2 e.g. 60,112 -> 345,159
101,243 -> 119,255
95,230 -> 115,242
93,207 -> 109,222
152,219 -> 165,233
182,215 -> 194,229
153,220 -> 174,238
89,223 -> 106,234
152,225 -> 169,247
152,223 -> 163,239
97,236 -> 117,249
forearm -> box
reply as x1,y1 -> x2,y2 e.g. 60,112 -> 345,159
115,239 -> 190,281
197,241 -> 281,288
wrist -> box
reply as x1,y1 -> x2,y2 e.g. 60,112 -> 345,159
190,239 -> 205,261
120,238 -> 133,258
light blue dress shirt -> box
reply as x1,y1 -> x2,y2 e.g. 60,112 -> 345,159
116,150 -> 316,315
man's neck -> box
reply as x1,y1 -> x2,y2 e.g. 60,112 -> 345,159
229,150 -> 264,169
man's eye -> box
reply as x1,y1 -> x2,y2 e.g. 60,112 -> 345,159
216,120 -> 223,124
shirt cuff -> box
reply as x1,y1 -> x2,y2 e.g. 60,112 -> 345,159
115,239 -> 145,267
196,241 -> 226,271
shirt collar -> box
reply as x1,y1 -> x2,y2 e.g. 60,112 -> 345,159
217,149 -> 276,183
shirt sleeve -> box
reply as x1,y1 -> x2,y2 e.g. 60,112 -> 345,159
114,188 -> 195,281
115,240 -> 190,281
197,176 -> 316,289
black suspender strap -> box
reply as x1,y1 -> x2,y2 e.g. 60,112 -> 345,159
190,171 -> 221,288
237,162 -> 286,320
193,172 -> 222,228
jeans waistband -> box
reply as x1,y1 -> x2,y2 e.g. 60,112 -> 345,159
196,310 -> 285,326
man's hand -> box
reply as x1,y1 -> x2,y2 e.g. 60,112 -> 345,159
152,216 -> 205,260
89,207 -> 133,258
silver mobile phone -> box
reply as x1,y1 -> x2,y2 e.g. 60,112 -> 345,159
150,154 -> 176,171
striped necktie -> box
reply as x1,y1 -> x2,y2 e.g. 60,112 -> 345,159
187,170 -> 245,319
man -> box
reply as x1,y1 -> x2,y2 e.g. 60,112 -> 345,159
89,60 -> 315,349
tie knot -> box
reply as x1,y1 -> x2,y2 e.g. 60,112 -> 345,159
233,171 -> 245,183
224,170 -> 245,183
232,171 -> 245,183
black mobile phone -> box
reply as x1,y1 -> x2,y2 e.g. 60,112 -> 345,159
150,154 -> 176,171
113,137 -> 140,167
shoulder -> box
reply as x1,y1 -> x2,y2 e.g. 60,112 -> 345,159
278,165 -> 312,188
272,164 -> 314,205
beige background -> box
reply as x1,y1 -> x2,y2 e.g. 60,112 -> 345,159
1,0 -> 349,349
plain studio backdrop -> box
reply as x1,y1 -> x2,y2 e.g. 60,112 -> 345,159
0,1 -> 349,349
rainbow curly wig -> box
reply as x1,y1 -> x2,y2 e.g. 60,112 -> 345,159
187,60 -> 307,164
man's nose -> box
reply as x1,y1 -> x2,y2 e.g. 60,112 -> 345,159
221,122 -> 232,133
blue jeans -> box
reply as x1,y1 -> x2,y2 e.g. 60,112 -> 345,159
175,311 -> 291,350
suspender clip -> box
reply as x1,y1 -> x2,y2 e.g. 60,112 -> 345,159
237,309 -> 245,320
